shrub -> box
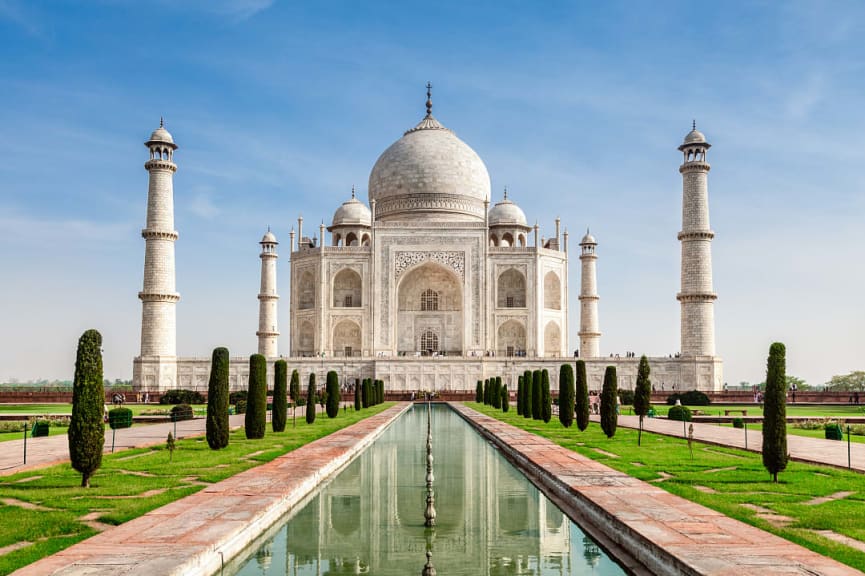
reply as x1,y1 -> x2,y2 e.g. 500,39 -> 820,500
493,377 -> 502,409
69,329 -> 105,488
235,399 -> 247,414
108,407 -> 133,430
619,389 -> 635,406
541,370 -> 552,423
326,371 -> 340,418
483,378 -> 490,405
531,371 -> 542,420
171,404 -> 194,421
558,364 -> 575,428
289,370 -> 301,406
476,380 -> 483,404
306,373 -> 317,424
575,360 -> 589,432
667,405 -> 692,422
206,347 -> 230,449
732,417 -> 744,429
666,390 -> 710,406
600,366 -> 618,438
31,421 -> 51,436
762,342 -> 788,482
245,354 -> 267,439
160,389 -> 205,405
825,423 -> 843,441
272,359 -> 288,432
501,385 -> 509,412
229,390 -> 248,405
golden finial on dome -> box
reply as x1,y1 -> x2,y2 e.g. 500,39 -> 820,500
425,82 -> 432,117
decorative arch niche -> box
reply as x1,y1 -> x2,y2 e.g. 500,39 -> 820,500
497,268 -> 526,308
298,271 -> 315,310
396,262 -> 463,355
544,321 -> 561,356
332,268 -> 362,307
543,271 -> 561,310
332,319 -> 361,357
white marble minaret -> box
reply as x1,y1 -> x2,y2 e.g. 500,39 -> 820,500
578,230 -> 600,358
677,123 -> 717,356
257,229 -> 279,357
136,119 -> 180,390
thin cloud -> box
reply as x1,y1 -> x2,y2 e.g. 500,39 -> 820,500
0,0 -> 44,37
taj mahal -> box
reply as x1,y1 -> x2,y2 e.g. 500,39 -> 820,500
133,87 -> 722,393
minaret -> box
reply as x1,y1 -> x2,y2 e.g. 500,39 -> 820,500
578,229 -> 600,358
257,228 -> 279,357
677,122 -> 717,356
136,119 -> 180,389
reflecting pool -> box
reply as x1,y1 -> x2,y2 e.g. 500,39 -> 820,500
228,404 -> 626,575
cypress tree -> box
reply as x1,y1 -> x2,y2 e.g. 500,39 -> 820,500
361,378 -> 369,408
516,375 -> 524,415
69,329 -> 105,488
492,377 -> 501,409
326,371 -> 340,418
501,385 -> 509,412
475,380 -> 483,403
633,355 -> 652,446
206,347 -> 230,448
762,342 -> 788,482
523,370 -> 533,420
245,354 -> 267,439
376,379 -> 383,405
600,366 -> 618,438
354,378 -> 361,411
558,363 -> 575,428
305,373 -> 317,424
532,370 -> 542,420
289,369 -> 301,407
541,369 -> 552,423
483,378 -> 490,405
575,360 -> 589,431
272,359 -> 288,432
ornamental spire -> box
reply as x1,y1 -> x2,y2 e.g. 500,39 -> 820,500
351,184 -> 356,199
425,82 -> 432,117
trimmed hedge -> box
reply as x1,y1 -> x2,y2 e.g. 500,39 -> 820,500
762,342 -> 788,482
575,360 -> 589,432
541,369 -> 551,423
160,389 -> 205,405
825,423 -> 843,440
326,371 -> 340,418
600,366 -> 618,438
171,404 -> 194,421
501,385 -> 509,412
306,373 -> 317,424
667,405 -> 692,422
476,380 -> 483,404
666,390 -> 710,406
108,407 -> 133,430
558,364 -> 575,428
531,370 -> 542,420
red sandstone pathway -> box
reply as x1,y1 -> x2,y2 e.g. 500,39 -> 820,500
453,403 -> 862,576
0,404 -> 340,477
11,403 -> 409,576
610,414 -> 864,473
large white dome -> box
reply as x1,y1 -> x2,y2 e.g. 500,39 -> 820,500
368,113 -> 490,222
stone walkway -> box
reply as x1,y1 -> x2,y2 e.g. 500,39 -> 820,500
0,404 -> 338,477
11,403 -> 409,576
453,403 -> 862,576
611,414 -> 864,473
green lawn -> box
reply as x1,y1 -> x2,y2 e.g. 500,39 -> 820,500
0,427 -> 68,442
469,403 -> 865,572
641,403 -> 865,419
0,403 -> 393,575
0,404 -> 208,416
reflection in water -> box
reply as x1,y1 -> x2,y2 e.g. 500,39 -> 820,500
229,405 -> 626,575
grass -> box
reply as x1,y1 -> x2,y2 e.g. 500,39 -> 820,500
0,403 -> 393,575
0,427 -> 68,442
645,403 -> 865,419
0,404 -> 208,416
469,402 -> 865,572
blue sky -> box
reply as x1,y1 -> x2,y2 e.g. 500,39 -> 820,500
0,1 -> 862,386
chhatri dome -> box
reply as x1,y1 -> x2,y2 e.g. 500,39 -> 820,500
147,117 -> 175,146
682,120 -> 707,145
488,188 -> 528,227
331,186 -> 372,227
368,84 -> 491,222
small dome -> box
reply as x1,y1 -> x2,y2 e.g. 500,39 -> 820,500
146,119 -> 176,147
488,195 -> 527,227
261,230 -> 278,244
331,192 -> 371,228
580,229 -> 596,244
683,128 -> 706,145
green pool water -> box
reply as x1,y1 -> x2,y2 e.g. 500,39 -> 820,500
228,404 -> 626,575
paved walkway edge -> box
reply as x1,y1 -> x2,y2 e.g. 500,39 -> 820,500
450,403 -> 861,576
12,403 -> 411,576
